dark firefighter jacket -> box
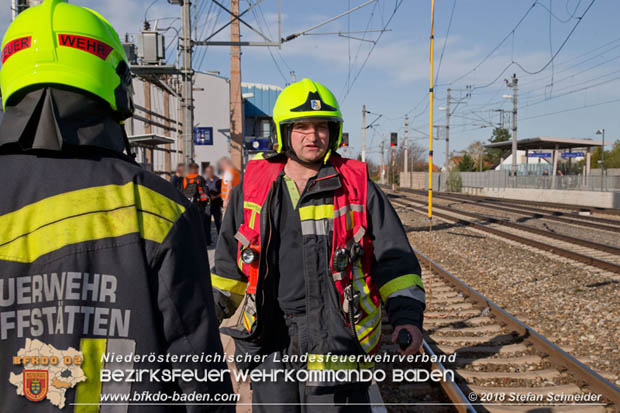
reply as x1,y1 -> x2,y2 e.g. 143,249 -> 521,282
0,87 -> 233,413
212,153 -> 425,364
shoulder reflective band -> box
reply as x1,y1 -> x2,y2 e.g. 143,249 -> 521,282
58,34 -> 113,60
2,36 -> 31,63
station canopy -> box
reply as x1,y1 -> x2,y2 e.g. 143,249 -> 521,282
484,137 -> 603,151
128,134 -> 175,147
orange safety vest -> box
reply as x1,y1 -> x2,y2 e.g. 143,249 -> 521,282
221,167 -> 241,202
234,155 -> 381,354
183,173 -> 208,202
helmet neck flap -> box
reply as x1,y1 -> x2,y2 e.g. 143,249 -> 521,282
0,86 -> 127,155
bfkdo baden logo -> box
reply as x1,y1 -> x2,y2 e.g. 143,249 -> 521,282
24,370 -> 49,402
10,339 -> 86,409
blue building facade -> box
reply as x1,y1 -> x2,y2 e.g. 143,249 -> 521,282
242,82 -> 282,153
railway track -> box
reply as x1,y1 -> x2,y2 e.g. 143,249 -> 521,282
402,188 -> 620,221
387,194 -> 620,277
404,189 -> 620,233
398,249 -> 620,413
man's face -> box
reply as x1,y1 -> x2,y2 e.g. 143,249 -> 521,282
189,165 -> 199,174
206,166 -> 215,179
177,166 -> 185,176
289,121 -> 330,163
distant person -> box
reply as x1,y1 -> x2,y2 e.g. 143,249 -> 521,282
205,165 -> 223,239
171,162 -> 185,192
218,157 -> 241,209
184,162 -> 211,244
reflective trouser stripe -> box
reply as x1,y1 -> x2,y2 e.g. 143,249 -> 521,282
75,338 -> 107,412
379,273 -> 424,302
100,339 -> 136,413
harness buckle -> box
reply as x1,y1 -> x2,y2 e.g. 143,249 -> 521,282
343,285 -> 362,324
350,242 -> 364,262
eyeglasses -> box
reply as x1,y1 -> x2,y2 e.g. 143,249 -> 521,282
292,123 -> 329,133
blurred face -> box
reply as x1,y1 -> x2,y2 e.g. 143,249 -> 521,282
176,165 -> 185,176
217,159 -> 230,174
289,121 -> 330,164
189,165 -> 199,174
206,166 -> 215,179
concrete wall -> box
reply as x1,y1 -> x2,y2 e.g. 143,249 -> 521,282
462,187 -> 620,209
400,172 -> 444,191
400,172 -> 429,189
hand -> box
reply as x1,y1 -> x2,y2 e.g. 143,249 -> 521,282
392,325 -> 423,355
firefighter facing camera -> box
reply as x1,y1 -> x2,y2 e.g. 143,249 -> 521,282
213,78 -> 426,412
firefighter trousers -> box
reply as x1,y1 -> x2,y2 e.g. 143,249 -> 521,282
248,312 -> 372,413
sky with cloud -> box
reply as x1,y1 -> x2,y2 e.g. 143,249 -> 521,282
2,0 -> 619,165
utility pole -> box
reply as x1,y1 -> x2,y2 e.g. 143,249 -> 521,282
505,74 -> 518,176
391,143 -> 395,189
229,0 -> 244,171
180,0 -> 194,166
361,104 -> 366,162
445,88 -> 451,170
12,0 -> 38,20
404,115 -> 409,174
380,136 -> 385,185
596,128 -> 605,191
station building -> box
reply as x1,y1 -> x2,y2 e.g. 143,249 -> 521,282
128,71 -> 282,179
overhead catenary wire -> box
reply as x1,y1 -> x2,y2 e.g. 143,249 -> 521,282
513,0 -> 596,75
433,0 -> 456,86
445,1 -> 537,87
341,0 -> 405,102
520,97 -> 620,121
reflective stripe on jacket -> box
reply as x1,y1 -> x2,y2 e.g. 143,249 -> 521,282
0,150 -> 233,412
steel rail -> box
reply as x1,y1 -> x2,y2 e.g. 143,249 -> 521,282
390,197 -> 620,274
422,340 -> 477,413
414,249 -> 620,407
399,195 -> 620,255
401,187 -> 620,218
419,189 -> 620,232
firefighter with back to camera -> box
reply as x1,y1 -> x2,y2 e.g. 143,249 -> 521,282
0,1 -> 233,411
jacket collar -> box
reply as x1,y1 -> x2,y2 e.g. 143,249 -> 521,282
304,161 -> 342,197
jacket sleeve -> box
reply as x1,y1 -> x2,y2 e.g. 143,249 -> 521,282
150,203 -> 234,412
367,180 -> 425,330
211,183 -> 247,322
